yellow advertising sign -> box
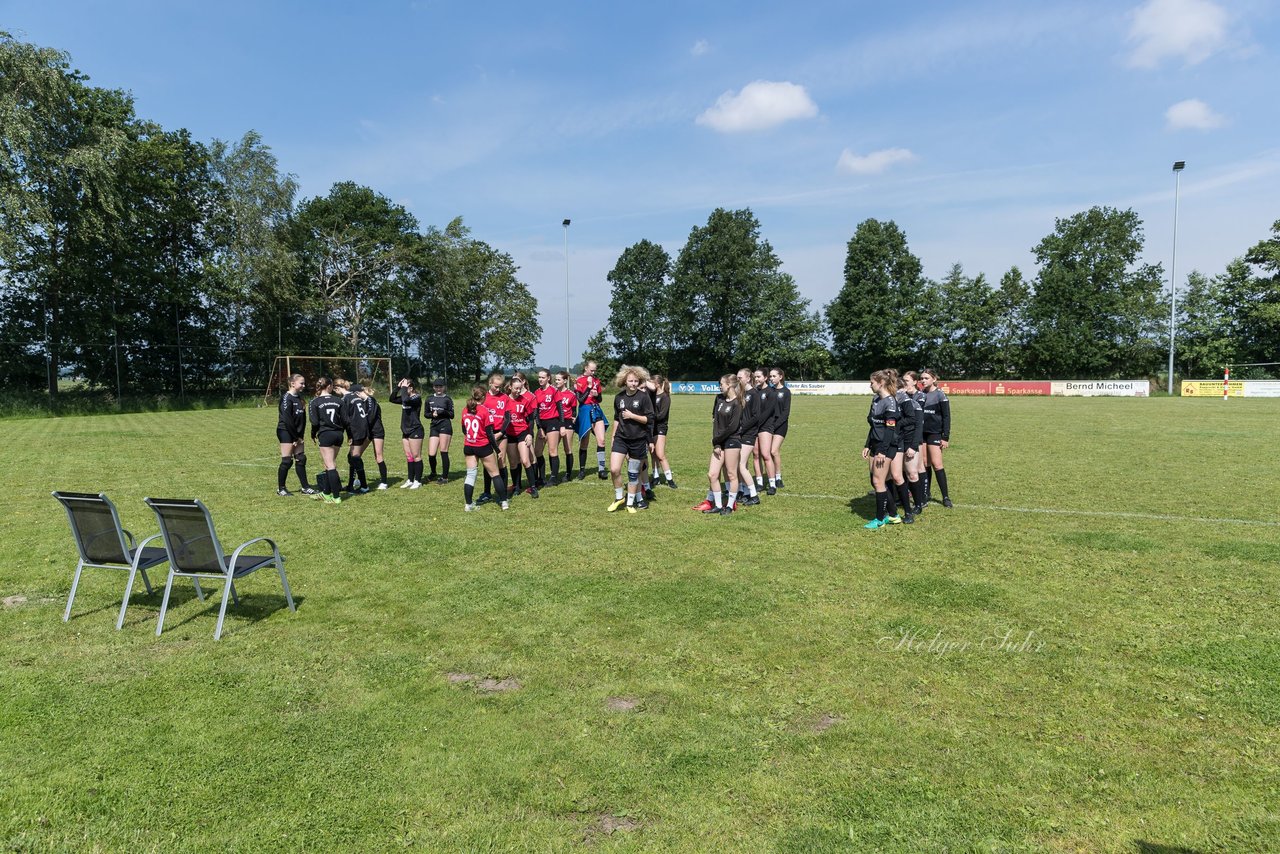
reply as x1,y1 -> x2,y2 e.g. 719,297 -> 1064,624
1180,380 -> 1244,397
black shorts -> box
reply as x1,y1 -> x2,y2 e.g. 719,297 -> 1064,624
772,422 -> 789,438
740,430 -> 759,446
656,422 -> 668,437
403,428 -> 425,440
277,429 -> 302,444
318,430 -> 344,448
715,438 -> 743,451
349,432 -> 368,445
874,448 -> 898,460
924,433 -> 943,446
370,425 -> 385,440
465,443 -> 493,459
538,417 -> 562,433
508,428 -> 530,444
611,436 -> 648,460
429,423 -> 453,438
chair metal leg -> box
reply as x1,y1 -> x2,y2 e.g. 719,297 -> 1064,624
277,561 -> 296,611
139,568 -> 154,595
193,578 -> 205,601
213,574 -> 235,640
230,582 -> 239,606
117,559 -> 142,631
155,568 -> 177,636
64,561 -> 85,622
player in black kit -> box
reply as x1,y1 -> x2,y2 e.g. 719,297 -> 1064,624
343,383 -> 371,494
918,368 -> 953,508
425,378 -> 454,484
762,367 -> 791,493
362,385 -> 389,490
734,368 -> 762,506
695,373 -> 744,516
275,373 -> 315,496
391,378 -> 426,488
648,374 -> 676,490
606,365 -> 654,514
308,377 -> 348,504
862,370 -> 900,529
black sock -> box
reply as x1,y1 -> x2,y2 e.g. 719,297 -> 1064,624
464,482 -> 474,504
483,470 -> 492,496
414,460 -> 424,483
346,454 -> 356,489
277,458 -> 292,490
875,491 -> 888,520
886,483 -> 898,516
328,469 -> 341,497
378,460 -> 388,485
494,471 -> 508,502
579,448 -> 587,470
898,482 -> 913,513
564,454 -> 573,476
295,455 -> 310,490
441,452 -> 450,480
537,455 -> 545,481
526,465 -> 537,489
909,478 -> 922,507
358,457 -> 368,487
936,468 -> 949,499
429,454 -> 437,477
923,467 -> 933,500
550,456 -> 560,478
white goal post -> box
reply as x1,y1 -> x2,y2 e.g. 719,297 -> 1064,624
263,355 -> 394,405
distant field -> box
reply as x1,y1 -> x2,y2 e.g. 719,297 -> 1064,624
1,396 -> 1277,851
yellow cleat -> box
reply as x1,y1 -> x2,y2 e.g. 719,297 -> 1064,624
607,498 -> 625,513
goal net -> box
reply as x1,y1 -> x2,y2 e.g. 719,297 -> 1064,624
263,355 -> 394,405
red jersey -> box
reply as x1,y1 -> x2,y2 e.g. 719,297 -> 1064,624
557,388 -> 578,422
461,405 -> 491,449
484,392 -> 511,433
534,385 -> 559,420
508,391 -> 535,433
575,374 -> 603,405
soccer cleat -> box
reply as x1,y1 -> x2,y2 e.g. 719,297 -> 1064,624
912,504 -> 924,516
548,476 -> 559,487
903,513 -> 915,524
634,497 -> 648,510
529,487 -> 540,499
643,488 -> 656,502
766,485 -> 776,496
864,518 -> 884,530
626,505 -> 638,514
464,503 -> 475,512
719,505 -> 735,515
300,487 -> 318,496
357,486 -> 370,494
477,493 -> 492,505
408,480 -> 421,490
775,477 -> 785,489
607,498 -> 626,513
942,498 -> 954,508
667,479 -> 678,489
377,483 -> 389,490
702,505 -> 722,514
742,495 -> 760,506
276,488 -> 292,497
597,468 -> 608,480
693,500 -> 714,512
577,469 -> 586,481
500,500 -> 510,511
884,515 -> 903,525
399,479 -> 412,489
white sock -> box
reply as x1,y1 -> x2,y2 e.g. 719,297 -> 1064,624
747,483 -> 758,497
727,492 -> 737,508
664,469 -> 673,479
713,491 -> 723,508
626,491 -> 635,506
615,486 -> 624,500
769,477 -> 776,487
597,450 -> 606,467
755,476 -> 764,487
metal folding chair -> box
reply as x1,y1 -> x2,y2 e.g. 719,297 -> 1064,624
144,498 -> 295,640
52,491 -> 171,629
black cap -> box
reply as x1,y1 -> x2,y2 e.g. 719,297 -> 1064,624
351,383 -> 365,393
432,378 -> 446,387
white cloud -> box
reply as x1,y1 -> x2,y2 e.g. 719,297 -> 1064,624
1165,98 -> 1225,130
696,81 -> 818,133
691,39 -> 709,56
1127,0 -> 1229,68
836,147 -> 917,175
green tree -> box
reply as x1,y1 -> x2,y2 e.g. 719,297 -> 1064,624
604,239 -> 672,372
1175,270 -> 1235,378
0,32 -> 132,394
825,218 -> 930,377
1025,206 -> 1165,378
992,266 -> 1030,377
579,327 -> 619,380
736,273 -> 832,377
1237,221 -> 1280,372
290,182 -> 419,354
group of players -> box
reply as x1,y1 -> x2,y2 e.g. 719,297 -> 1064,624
863,368 -> 953,529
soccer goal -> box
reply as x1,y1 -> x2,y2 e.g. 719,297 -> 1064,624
263,355 -> 394,405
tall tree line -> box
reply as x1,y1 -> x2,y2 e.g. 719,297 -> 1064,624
0,33 -> 540,396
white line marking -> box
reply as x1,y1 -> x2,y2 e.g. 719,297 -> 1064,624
221,460 -> 276,468
773,492 -> 1280,527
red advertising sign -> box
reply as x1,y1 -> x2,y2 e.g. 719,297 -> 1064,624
938,381 -> 994,395
992,381 -> 1051,396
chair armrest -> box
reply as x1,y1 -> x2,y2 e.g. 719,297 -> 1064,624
229,537 -> 282,567
122,529 -> 137,549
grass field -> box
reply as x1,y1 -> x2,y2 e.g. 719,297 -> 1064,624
1,396 -> 1277,852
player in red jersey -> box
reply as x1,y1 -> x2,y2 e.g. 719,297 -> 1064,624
480,371 -> 511,504
532,368 -> 562,487
505,371 -> 539,498
554,371 -> 577,481
460,386 -> 508,511
574,360 -> 610,480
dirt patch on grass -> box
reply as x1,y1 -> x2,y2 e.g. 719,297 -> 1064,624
446,672 -> 521,694
445,672 -> 480,684
605,696 -> 641,712
579,813 -> 641,844
2,595 -> 28,608
808,713 -> 842,733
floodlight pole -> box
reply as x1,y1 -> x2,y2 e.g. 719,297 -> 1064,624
1167,161 -> 1185,395
563,218 -> 571,369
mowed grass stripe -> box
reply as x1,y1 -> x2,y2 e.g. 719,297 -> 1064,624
0,396 -> 1277,851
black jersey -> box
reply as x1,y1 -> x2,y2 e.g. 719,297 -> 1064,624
756,387 -> 773,430
343,392 -> 370,438
740,387 -> 763,435
390,388 -> 423,435
921,389 -> 951,440
277,391 -> 306,439
425,393 -> 454,430
613,389 -> 654,443
865,395 -> 899,456
895,389 -> 922,448
309,394 -> 346,438
712,393 -> 743,447
652,391 -> 670,427
769,385 -> 792,431
365,396 -> 385,438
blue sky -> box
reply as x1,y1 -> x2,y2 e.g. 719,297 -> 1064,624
5,0 -> 1278,367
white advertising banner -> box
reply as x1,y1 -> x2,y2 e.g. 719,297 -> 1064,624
1050,380 -> 1150,397
1243,380 -> 1280,398
788,381 -> 872,396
